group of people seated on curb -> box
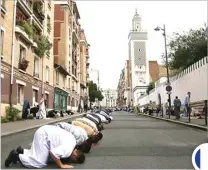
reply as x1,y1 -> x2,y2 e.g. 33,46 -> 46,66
5,108 -> 113,169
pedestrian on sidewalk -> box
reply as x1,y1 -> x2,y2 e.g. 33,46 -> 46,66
174,96 -> 181,120
36,94 -> 47,119
21,98 -> 30,120
4,125 -> 85,168
148,101 -> 153,115
184,92 -> 191,117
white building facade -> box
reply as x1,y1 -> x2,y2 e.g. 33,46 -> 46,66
100,89 -> 117,107
128,9 -> 149,106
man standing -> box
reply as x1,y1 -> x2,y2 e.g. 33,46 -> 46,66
5,125 -> 85,168
148,101 -> 153,115
184,92 -> 191,117
174,96 -> 181,120
22,98 -> 30,120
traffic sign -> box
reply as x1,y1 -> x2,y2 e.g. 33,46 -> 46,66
166,85 -> 172,92
192,143 -> 208,170
166,91 -> 172,95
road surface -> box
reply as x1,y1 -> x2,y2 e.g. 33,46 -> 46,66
1,111 -> 206,169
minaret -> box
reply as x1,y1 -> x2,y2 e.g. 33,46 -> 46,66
132,8 -> 141,32
128,9 -> 149,106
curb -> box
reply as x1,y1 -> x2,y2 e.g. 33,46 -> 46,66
1,113 -> 86,137
140,114 -> 208,131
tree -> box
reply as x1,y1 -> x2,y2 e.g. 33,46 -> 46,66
146,81 -> 155,95
164,24 -> 207,70
88,81 -> 104,102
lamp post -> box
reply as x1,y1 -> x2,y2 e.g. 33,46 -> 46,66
154,24 -> 171,118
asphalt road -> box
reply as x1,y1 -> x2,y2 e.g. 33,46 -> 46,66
1,111 -> 207,169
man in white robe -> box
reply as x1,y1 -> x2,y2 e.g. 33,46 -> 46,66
36,94 -> 47,119
5,125 -> 85,169
55,122 -> 88,146
95,113 -> 109,124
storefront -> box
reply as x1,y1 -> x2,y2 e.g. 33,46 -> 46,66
54,87 -> 68,112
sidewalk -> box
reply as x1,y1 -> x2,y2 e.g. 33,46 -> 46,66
1,113 -> 86,137
140,112 -> 208,131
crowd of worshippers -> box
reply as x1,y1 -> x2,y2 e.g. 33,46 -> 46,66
5,109 -> 113,169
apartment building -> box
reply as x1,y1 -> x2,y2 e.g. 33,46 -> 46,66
124,60 -> 131,106
53,1 -> 71,112
79,29 -> 90,107
117,69 -> 125,107
1,0 -> 54,116
100,89 -> 117,107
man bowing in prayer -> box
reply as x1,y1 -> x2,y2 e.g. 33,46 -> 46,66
5,125 -> 85,169
55,122 -> 91,153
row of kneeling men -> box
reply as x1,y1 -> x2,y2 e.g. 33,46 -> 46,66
5,109 -> 113,169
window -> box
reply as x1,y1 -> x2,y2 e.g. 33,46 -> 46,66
56,70 -> 59,83
68,96 -> 71,105
46,66 -> 49,82
19,45 -> 26,61
32,89 -> 38,106
72,80 -> 75,90
34,57 -> 39,78
1,29 -> 4,56
17,84 -> 24,105
63,76 -> 66,88
45,93 -> 49,108
68,78 -> 70,89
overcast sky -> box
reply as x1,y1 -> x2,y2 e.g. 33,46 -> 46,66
76,1 -> 207,90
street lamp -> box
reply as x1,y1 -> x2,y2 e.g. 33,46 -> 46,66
154,24 -> 171,117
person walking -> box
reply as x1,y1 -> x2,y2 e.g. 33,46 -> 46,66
21,99 -> 30,120
184,92 -> 191,117
174,96 -> 181,120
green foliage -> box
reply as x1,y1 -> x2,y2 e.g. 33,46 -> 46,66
18,21 -> 34,39
146,81 -> 155,95
1,116 -> 9,123
34,36 -> 52,57
88,81 -> 104,102
164,24 -> 207,70
5,106 -> 21,122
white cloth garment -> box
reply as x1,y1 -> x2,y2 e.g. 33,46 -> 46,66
86,114 -> 99,123
55,122 -> 88,146
19,125 -> 76,168
100,111 -> 112,120
36,97 -> 47,119
81,117 -> 98,132
76,118 -> 98,133
95,113 -> 108,123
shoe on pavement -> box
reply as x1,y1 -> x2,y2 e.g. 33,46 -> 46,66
5,150 -> 19,167
16,146 -> 23,154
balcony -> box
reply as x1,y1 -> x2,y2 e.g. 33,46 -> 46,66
86,62 -> 90,68
80,80 -> 86,89
18,58 -> 29,71
15,25 -> 37,46
17,0 -> 33,16
33,1 -> 45,26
